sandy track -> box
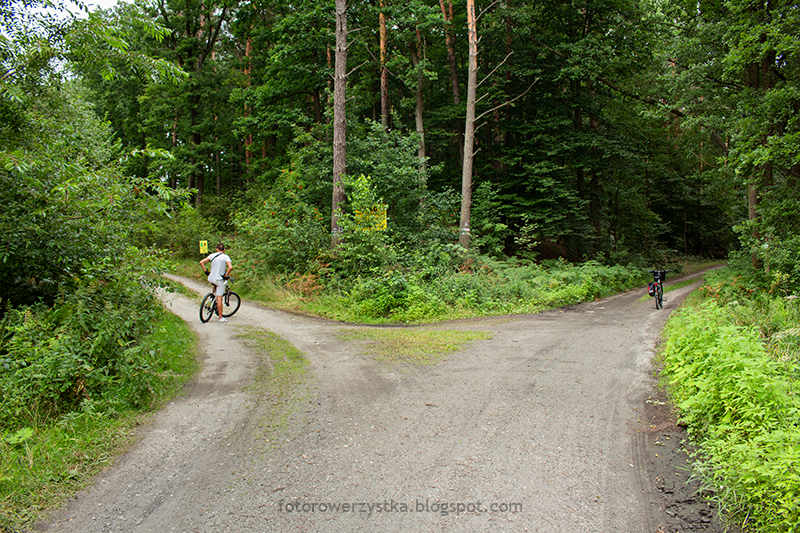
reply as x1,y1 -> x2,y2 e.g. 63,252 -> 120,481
39,272 -> 732,533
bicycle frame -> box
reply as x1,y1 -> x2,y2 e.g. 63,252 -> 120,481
648,270 -> 668,309
199,279 -> 241,322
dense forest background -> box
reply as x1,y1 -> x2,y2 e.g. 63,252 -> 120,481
4,0 -> 799,296
75,0 -> 798,275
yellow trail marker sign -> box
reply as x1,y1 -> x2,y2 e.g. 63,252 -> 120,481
353,206 -> 388,232
199,241 -> 208,254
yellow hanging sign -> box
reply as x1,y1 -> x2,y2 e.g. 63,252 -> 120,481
199,241 -> 208,254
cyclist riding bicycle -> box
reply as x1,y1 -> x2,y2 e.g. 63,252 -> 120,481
200,243 -> 233,322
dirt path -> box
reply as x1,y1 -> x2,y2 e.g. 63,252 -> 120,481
39,272 -> 736,533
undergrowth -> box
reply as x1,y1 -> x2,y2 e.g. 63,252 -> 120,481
234,257 -> 649,324
659,267 -> 800,532
0,297 -> 198,531
238,327 -> 313,447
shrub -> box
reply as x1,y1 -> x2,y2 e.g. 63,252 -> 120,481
661,294 -> 800,532
233,169 -> 328,279
0,248 -> 181,431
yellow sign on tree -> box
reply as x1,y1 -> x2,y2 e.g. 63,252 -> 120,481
199,241 -> 208,254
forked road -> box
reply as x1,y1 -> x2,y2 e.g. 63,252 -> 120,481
42,272 -> 713,533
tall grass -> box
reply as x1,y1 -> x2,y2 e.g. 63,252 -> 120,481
659,269 -> 800,532
0,308 -> 198,531
307,259 -> 646,324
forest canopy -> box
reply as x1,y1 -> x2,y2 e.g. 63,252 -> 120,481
61,0 -> 794,277
1,0 -> 798,298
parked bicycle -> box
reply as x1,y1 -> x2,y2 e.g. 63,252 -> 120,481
199,277 -> 241,322
648,270 -> 669,309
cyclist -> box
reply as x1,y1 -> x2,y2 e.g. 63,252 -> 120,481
200,243 -> 233,322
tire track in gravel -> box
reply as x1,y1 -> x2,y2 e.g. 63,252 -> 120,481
39,270 -> 732,533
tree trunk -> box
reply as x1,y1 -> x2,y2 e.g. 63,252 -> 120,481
216,151 -> 221,195
379,1 -> 390,131
409,31 -> 426,174
190,97 -> 203,207
331,0 -> 348,249
244,38 -> 253,170
312,49 -> 323,124
459,0 -> 478,249
439,0 -> 464,164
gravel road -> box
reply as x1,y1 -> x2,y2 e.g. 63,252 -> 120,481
38,271 -> 736,533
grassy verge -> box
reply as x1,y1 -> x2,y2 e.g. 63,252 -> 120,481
658,268 -> 800,532
338,328 -> 492,365
174,257 -> 652,324
237,327 -> 313,446
0,309 -> 198,532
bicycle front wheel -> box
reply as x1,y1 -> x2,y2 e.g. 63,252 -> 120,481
655,285 -> 663,310
200,293 -> 216,322
222,291 -> 241,317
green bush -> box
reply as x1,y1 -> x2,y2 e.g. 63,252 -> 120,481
0,249 -> 184,431
661,295 -> 800,532
330,253 -> 647,323
233,169 -> 328,279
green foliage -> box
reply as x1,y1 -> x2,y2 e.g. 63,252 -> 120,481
0,78 -> 188,306
0,248 -> 185,431
656,0 -> 799,272
471,181 -> 513,258
233,168 -> 328,279
138,204 -> 220,258
333,255 -> 647,323
0,305 -> 197,531
332,174 -> 395,277
0,4 -> 200,530
660,269 -> 800,532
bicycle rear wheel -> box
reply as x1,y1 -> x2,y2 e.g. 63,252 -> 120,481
655,285 -> 663,309
222,291 -> 241,317
200,293 -> 216,322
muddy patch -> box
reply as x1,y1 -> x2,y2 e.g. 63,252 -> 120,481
639,385 -> 741,533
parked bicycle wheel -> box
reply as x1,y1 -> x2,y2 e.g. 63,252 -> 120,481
655,284 -> 663,310
221,291 -> 241,317
200,293 -> 216,322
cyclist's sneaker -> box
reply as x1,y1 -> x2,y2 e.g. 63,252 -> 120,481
219,317 -> 228,323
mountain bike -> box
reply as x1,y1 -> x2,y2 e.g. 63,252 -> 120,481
200,278 -> 241,322
648,270 -> 669,310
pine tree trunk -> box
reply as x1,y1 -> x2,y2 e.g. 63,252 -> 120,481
439,0 -> 464,164
459,0 -> 478,249
379,2 -> 390,130
331,0 -> 348,249
409,31 -> 426,173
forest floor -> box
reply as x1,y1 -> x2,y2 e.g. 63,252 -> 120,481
37,270 -> 739,533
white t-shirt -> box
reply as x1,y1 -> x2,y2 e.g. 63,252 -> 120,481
206,252 -> 231,283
